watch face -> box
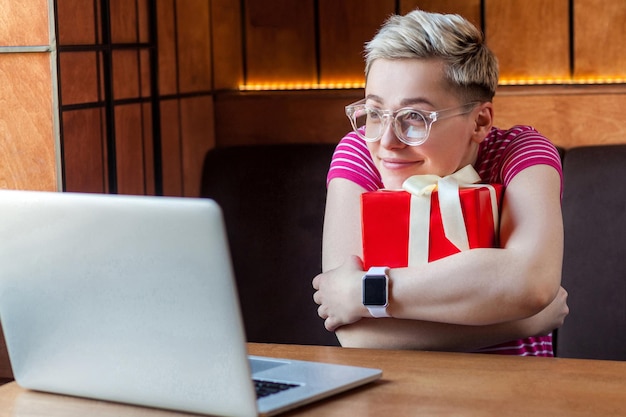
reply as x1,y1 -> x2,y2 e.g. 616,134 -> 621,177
363,275 -> 387,306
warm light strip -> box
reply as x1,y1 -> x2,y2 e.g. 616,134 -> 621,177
499,77 -> 626,86
239,77 -> 626,91
239,82 -> 366,91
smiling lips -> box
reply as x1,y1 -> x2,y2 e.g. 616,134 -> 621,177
380,157 -> 422,171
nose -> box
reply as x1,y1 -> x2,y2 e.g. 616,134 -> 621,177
379,117 -> 406,150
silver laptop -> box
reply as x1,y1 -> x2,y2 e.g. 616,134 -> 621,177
0,190 -> 381,417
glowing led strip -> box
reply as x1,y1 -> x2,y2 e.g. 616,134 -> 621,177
499,77 -> 626,86
239,82 -> 366,91
239,77 -> 626,91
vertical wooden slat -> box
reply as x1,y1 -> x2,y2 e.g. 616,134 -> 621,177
137,0 -> 150,43
400,0 -> 481,29
112,50 -> 140,100
160,99 -> 184,196
176,0 -> 212,93
211,0 -> 244,90
59,52 -> 100,105
140,49 -> 151,97
115,104 -> 146,195
62,109 -> 107,193
180,96 -> 215,197
109,0 -> 138,43
157,0 -> 178,95
244,0 -> 317,85
573,0 -> 626,80
485,0 -> 570,82
141,102 -> 155,195
55,0 -> 98,45
318,0 -> 394,85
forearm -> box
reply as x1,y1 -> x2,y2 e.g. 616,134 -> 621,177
336,317 -> 543,352
335,286 -> 568,351
387,246 -> 561,326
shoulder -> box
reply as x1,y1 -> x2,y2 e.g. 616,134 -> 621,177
482,125 -> 552,151
477,126 -> 562,187
332,131 -> 372,158
327,132 -> 383,191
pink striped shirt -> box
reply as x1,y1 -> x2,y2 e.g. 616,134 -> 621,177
327,125 -> 563,357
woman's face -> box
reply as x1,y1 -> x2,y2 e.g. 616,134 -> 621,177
364,58 -> 488,189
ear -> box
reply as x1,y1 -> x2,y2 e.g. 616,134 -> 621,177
471,102 -> 494,144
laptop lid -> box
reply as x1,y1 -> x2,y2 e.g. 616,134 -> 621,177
0,190 -> 380,417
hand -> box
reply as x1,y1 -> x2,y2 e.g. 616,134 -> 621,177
312,256 -> 367,332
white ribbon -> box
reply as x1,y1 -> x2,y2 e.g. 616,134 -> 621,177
401,165 -> 499,265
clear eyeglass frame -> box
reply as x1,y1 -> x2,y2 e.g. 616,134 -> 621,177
344,99 -> 480,146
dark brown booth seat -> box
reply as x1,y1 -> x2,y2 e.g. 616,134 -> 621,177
201,143 -> 626,360
201,144 -> 339,346
558,145 -> 626,360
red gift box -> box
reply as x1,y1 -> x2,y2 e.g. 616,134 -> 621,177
362,184 -> 503,269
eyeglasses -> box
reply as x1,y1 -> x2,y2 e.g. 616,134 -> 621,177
345,99 -> 479,146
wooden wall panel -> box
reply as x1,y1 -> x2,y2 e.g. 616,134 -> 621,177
400,0 -> 482,28
485,0 -> 570,81
157,0 -> 178,95
214,91 -> 361,146
156,96 -> 214,197
573,0 -> 626,79
59,52 -> 100,105
217,86 -> 626,150
62,109 -> 107,193
141,102 -> 155,195
0,53 -> 58,191
0,0 -> 49,45
494,86 -> 626,149
137,0 -> 150,43
112,50 -> 141,100
115,104 -> 149,195
176,0 -> 212,94
109,0 -> 140,43
244,0 -> 317,85
160,99 -> 184,197
318,0 -> 394,85
211,0 -> 244,90
56,0 -> 98,45
180,96 -> 215,197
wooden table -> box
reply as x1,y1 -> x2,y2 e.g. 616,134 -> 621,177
0,343 -> 624,416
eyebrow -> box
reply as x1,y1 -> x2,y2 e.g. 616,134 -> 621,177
365,94 -> 436,108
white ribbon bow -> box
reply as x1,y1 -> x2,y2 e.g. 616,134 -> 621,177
401,165 -> 499,265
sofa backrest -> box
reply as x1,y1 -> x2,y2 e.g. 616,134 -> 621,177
558,145 -> 626,360
201,142 -> 626,359
201,144 -> 339,346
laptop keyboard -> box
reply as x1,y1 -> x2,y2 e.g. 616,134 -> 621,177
254,379 -> 300,398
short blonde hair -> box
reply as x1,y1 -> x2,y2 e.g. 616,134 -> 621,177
365,9 -> 498,102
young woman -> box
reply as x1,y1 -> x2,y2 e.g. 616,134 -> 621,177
312,9 -> 568,356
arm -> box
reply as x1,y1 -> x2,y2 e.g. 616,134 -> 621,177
335,286 -> 568,351
314,165 -> 565,349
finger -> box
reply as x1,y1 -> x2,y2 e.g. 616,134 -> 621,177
311,274 -> 320,290
324,317 -> 338,332
312,290 -> 321,305
317,304 -> 327,319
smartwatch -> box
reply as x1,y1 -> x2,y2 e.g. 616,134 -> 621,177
362,266 -> 391,318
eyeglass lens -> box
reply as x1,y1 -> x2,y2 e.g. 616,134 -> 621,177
352,108 -> 429,143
